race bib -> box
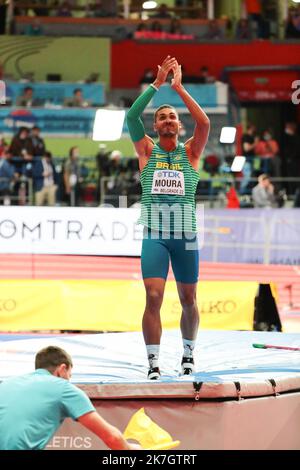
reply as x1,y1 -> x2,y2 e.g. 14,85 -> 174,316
151,170 -> 185,196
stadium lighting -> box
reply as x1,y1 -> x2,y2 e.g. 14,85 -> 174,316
143,1 -> 157,9
219,126 -> 236,144
231,156 -> 246,172
92,109 -> 125,141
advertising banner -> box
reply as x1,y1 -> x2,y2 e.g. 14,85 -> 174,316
0,206 -> 143,255
148,82 -> 227,109
0,207 -> 299,264
0,279 -> 256,331
0,107 -> 97,136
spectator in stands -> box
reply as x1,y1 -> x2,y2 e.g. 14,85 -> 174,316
220,14 -> 232,37
9,127 -> 34,173
86,1 -> 101,18
252,174 -> 277,208
245,0 -> 268,39
203,20 -> 225,40
0,135 -> 8,157
240,123 -> 258,194
9,127 -> 33,156
235,19 -> 251,39
8,128 -> 35,205
0,150 -> 15,205
109,150 -> 123,177
0,0 -> 7,32
126,157 -> 141,206
32,151 -> 58,206
242,124 -> 258,161
56,1 -> 72,17
96,144 -> 110,176
16,87 -> 41,107
134,22 -> 148,39
283,122 -> 300,174
30,126 -> 46,157
95,143 -> 111,203
167,18 -> 194,40
255,129 -> 280,177
139,68 -> 155,85
64,88 -> 90,107
32,0 -> 49,17
196,66 -> 215,84
169,18 -> 183,35
63,146 -> 83,206
0,345 -> 140,450
178,66 -> 196,84
24,18 -> 44,36
85,72 -> 100,84
150,20 -> 164,33
203,154 -> 220,176
285,8 -> 300,39
86,0 -> 116,18
282,121 -> 300,193
118,95 -> 133,107
294,188 -> 300,208
152,3 -> 172,19
103,150 -> 125,206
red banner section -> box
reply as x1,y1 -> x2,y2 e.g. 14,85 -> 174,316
111,40 -> 300,89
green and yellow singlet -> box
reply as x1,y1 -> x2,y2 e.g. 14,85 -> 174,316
138,142 -> 200,233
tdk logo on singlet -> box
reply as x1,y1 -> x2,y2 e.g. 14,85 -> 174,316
152,168 -> 185,195
157,171 -> 181,178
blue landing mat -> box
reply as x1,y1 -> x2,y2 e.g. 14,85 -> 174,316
1,330 -> 300,388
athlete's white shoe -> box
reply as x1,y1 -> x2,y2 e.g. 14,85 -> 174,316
147,367 -> 161,380
181,357 -> 195,375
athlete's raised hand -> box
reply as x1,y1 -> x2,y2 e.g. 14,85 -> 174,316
153,56 -> 177,88
171,61 -> 182,91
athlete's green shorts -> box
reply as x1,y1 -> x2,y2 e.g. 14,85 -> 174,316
141,227 -> 199,284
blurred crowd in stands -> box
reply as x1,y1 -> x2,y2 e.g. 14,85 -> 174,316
1,116 -> 300,209
2,86 -> 96,108
0,129 -> 86,207
0,128 -> 141,208
0,2 -> 299,209
200,120 -> 300,209
9,1 -> 300,41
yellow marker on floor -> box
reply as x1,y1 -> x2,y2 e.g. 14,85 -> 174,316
123,407 -> 180,450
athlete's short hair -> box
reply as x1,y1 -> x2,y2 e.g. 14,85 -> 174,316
154,105 -> 178,121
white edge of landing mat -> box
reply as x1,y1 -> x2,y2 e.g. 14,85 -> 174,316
78,376 -> 300,400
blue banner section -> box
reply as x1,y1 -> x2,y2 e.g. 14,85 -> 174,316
199,208 -> 300,265
5,81 -> 105,106
151,84 -> 218,108
0,107 -> 97,135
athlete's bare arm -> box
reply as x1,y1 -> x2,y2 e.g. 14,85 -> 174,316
127,56 -> 177,171
171,61 -> 210,170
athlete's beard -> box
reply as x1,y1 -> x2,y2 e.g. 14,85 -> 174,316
161,131 -> 175,137
158,126 -> 177,138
